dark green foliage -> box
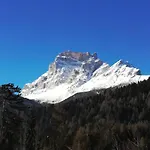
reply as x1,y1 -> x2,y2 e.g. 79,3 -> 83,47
0,83 -> 21,97
0,78 -> 150,149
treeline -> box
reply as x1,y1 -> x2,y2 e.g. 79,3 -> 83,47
0,78 -> 150,150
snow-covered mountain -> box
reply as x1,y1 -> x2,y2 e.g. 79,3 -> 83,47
21,51 -> 149,103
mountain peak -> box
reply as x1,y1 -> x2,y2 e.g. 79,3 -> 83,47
114,59 -> 133,67
21,51 -> 149,103
57,50 -> 98,61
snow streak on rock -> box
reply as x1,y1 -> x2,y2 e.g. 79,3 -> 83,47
21,51 -> 149,103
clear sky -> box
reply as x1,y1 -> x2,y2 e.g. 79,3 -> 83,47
0,0 -> 150,88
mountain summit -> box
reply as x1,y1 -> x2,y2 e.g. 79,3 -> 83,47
21,51 -> 149,103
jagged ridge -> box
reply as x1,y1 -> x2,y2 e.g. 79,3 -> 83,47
21,51 -> 149,103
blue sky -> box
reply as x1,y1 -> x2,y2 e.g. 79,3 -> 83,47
0,0 -> 150,88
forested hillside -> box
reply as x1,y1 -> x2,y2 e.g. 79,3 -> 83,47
0,78 -> 150,150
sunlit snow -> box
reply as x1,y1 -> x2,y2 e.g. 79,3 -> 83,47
21,51 -> 150,103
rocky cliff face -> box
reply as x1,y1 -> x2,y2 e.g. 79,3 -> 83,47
21,51 -> 149,103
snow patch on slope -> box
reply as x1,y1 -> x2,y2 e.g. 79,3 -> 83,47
21,51 -> 150,103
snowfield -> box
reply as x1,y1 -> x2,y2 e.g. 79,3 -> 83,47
21,51 -> 149,103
